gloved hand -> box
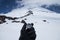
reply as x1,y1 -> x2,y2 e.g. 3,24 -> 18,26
19,23 -> 36,40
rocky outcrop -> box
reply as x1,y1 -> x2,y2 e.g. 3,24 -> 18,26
0,15 -> 18,24
0,10 -> 33,24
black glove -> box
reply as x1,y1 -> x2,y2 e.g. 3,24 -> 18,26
19,23 -> 36,40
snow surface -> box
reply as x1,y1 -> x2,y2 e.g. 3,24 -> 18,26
0,6 -> 60,40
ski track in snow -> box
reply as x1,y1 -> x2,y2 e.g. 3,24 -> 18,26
0,7 -> 60,40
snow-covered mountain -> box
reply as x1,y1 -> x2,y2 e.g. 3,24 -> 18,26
41,4 -> 60,13
0,6 -> 60,40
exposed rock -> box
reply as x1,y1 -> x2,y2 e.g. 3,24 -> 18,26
24,18 -> 27,20
43,20 -> 47,22
12,21 -> 20,23
0,11 -> 33,24
0,15 -> 6,24
0,15 -> 18,24
20,10 -> 33,18
6,17 -> 18,20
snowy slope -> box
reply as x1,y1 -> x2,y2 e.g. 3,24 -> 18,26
0,7 -> 60,40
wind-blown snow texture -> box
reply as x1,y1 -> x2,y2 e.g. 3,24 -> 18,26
0,0 -> 60,40
0,7 -> 60,40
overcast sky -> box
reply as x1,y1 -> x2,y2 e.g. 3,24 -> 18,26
0,0 -> 60,13
22,0 -> 60,5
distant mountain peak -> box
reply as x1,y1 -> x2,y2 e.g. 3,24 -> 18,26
41,4 -> 60,13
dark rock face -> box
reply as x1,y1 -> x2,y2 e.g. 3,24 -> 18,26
20,10 -> 33,18
0,15 -> 18,24
12,21 -> 20,23
0,11 -> 33,24
43,20 -> 47,22
19,21 -> 36,40
0,15 -> 6,24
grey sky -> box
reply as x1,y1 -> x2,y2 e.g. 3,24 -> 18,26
22,0 -> 60,5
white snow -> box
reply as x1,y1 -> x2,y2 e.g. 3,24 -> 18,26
0,6 -> 60,40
